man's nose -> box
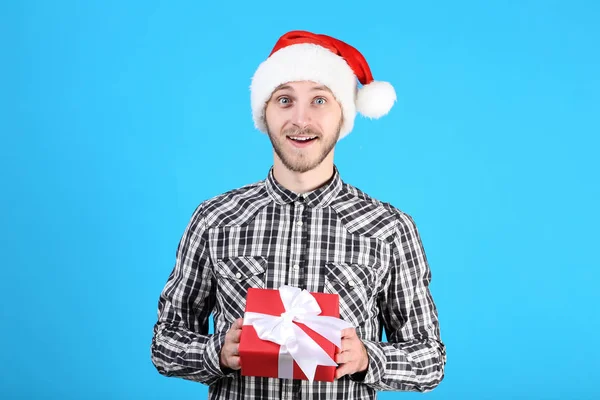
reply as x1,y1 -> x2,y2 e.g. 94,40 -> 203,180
290,103 -> 311,128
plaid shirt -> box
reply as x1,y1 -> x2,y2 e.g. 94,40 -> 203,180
151,166 -> 446,399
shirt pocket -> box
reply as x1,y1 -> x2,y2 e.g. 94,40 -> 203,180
323,262 -> 375,328
213,256 -> 267,322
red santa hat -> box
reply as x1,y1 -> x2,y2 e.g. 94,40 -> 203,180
251,30 -> 397,140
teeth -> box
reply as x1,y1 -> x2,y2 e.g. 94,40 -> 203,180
290,136 -> 317,141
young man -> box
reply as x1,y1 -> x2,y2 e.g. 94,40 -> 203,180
151,30 -> 446,399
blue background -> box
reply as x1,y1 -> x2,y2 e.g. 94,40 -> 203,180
2,1 -> 599,399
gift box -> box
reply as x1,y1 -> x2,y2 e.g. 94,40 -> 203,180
238,285 -> 352,382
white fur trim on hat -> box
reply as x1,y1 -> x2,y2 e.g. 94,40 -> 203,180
251,43 -> 358,139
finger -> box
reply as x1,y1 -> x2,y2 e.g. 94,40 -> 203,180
230,327 -> 242,343
227,319 -> 242,336
337,346 -> 358,364
225,320 -> 243,341
340,336 -> 355,352
335,351 -> 351,365
233,318 -> 244,329
341,327 -> 356,338
231,343 -> 240,356
335,362 -> 352,379
224,329 -> 234,343
228,355 -> 241,370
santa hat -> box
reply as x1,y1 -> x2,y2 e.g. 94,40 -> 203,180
250,30 -> 396,140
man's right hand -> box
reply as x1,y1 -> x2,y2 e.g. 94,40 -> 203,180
219,318 -> 244,371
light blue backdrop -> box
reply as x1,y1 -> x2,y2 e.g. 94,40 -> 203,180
2,1 -> 599,399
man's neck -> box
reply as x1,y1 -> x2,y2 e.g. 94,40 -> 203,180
272,160 -> 335,194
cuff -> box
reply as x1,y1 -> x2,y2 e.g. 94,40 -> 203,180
350,339 -> 385,385
202,331 -> 236,382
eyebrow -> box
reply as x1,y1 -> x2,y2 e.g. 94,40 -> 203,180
272,84 -> 293,93
272,84 -> 333,94
310,85 -> 332,93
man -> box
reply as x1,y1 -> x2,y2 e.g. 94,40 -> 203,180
151,30 -> 446,399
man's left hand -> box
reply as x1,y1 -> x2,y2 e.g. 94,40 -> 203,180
335,327 -> 369,379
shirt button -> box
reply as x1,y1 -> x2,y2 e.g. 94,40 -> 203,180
235,272 -> 242,279
348,280 -> 355,288
293,264 -> 300,270
297,221 -> 303,227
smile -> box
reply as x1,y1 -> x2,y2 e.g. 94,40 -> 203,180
287,135 -> 318,148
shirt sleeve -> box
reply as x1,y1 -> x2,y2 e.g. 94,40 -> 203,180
351,211 -> 447,392
150,203 -> 230,386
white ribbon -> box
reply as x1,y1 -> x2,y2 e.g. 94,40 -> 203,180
243,285 -> 353,381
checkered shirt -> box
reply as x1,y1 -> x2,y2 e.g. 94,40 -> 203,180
151,166 -> 446,399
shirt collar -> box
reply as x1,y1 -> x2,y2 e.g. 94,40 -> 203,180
265,165 -> 343,208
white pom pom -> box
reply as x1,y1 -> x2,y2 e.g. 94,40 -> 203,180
356,81 -> 397,119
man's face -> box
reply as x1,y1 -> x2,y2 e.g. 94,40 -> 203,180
265,81 -> 343,173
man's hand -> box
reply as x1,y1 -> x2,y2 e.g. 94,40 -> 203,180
219,318 -> 244,371
335,327 -> 369,379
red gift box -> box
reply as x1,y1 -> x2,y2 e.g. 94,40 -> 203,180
239,287 -> 341,382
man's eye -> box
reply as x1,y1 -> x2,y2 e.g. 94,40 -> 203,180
314,97 -> 327,105
278,97 -> 291,104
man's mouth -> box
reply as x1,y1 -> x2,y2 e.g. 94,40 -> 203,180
287,135 -> 318,148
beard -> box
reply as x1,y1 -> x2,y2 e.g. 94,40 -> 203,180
266,122 -> 342,173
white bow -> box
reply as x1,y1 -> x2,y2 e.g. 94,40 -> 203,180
243,285 -> 353,381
